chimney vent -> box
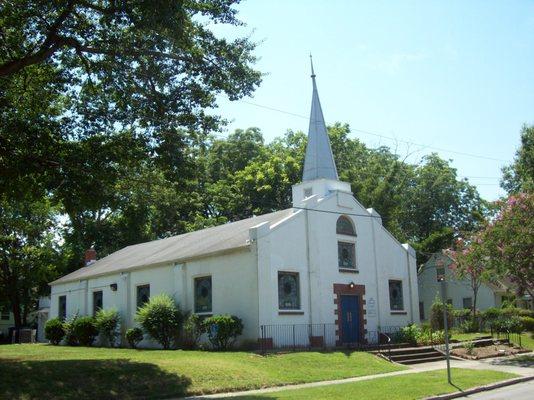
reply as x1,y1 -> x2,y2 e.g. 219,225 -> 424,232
85,248 -> 97,266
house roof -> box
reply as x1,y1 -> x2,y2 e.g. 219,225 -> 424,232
51,208 -> 294,285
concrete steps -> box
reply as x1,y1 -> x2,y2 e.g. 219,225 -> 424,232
383,345 -> 446,365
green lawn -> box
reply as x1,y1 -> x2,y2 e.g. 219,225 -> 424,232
0,344 -> 404,399
451,331 -> 534,350
234,369 -> 517,399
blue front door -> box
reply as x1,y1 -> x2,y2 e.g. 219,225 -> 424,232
340,295 -> 360,343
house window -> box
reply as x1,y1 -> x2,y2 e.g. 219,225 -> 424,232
447,298 -> 453,306
463,297 -> 473,310
388,280 -> 404,311
93,291 -> 103,316
336,216 -> 356,236
136,284 -> 150,309
436,267 -> 445,281
338,242 -> 356,269
1,305 -> 9,320
419,301 -> 425,320
278,272 -> 300,310
58,295 -> 67,320
194,276 -> 212,313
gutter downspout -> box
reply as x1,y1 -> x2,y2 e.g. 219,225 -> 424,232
371,218 -> 382,328
406,249 -> 414,322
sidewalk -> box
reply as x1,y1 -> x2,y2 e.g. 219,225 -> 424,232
182,353 -> 534,399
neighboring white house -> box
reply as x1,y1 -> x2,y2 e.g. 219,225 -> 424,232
0,304 -> 14,339
49,65 -> 420,348
417,252 -> 518,321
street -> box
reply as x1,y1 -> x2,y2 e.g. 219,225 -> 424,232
455,380 -> 534,399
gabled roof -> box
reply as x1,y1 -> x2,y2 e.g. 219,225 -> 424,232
51,208 -> 294,285
302,57 -> 338,181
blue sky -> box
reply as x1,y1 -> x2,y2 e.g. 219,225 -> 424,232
213,1 -> 534,201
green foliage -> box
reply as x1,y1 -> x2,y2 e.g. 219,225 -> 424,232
63,314 -> 79,346
44,318 -> 65,345
203,314 -> 243,350
400,324 -> 445,346
94,308 -> 120,347
501,124 -> 534,194
463,341 -> 475,355
135,294 -> 183,349
125,327 -> 144,349
181,313 -> 203,350
71,316 -> 98,346
490,316 -> 524,334
430,298 -> 453,331
400,324 -> 420,345
452,309 -> 472,320
520,317 -> 534,332
482,307 -> 501,322
459,319 -> 480,333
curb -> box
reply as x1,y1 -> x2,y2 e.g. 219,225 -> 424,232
423,375 -> 534,400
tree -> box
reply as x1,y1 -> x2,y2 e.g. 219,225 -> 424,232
445,237 -> 489,320
501,124 -> 534,194
0,195 -> 59,328
475,193 -> 534,299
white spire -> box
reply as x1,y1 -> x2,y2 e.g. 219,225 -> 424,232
302,55 -> 338,181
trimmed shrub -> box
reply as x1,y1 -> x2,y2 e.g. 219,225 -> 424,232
181,313 -> 203,349
95,308 -> 121,347
126,327 -> 144,349
203,314 -> 243,350
430,299 -> 453,331
520,316 -> 534,332
452,308 -> 471,320
490,316 -> 523,334
45,318 -> 65,345
135,293 -> 183,349
71,316 -> 98,346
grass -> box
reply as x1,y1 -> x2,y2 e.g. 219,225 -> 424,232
0,344 -> 404,399
451,331 -> 534,350
234,368 -> 518,399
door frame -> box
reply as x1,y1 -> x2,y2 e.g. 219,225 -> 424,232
333,283 -> 366,346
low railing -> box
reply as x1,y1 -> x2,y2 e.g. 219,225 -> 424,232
258,324 -> 402,354
492,330 -> 523,348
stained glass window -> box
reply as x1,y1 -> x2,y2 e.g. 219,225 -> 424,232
278,272 -> 300,310
136,284 -> 150,309
338,242 -> 356,269
195,276 -> 212,313
388,280 -> 404,310
93,291 -> 103,316
336,216 -> 356,236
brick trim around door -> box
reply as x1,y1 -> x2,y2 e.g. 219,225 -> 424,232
333,283 -> 366,346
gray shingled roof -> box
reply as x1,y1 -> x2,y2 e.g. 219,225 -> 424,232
51,208 -> 294,285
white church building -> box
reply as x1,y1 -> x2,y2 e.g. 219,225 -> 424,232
50,65 -> 419,348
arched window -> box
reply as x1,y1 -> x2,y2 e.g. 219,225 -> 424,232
336,216 -> 356,236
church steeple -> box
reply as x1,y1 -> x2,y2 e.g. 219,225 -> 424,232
302,56 -> 338,181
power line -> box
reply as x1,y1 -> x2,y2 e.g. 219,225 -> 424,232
238,100 -> 510,163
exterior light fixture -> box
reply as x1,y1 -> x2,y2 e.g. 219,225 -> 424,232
349,281 -> 355,289
110,283 -> 118,291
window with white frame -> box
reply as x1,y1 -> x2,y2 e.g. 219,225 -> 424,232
388,280 -> 404,311
338,242 -> 356,269
278,272 -> 300,310
58,295 -> 67,320
93,290 -> 103,316
463,297 -> 473,309
194,276 -> 212,313
336,216 -> 356,236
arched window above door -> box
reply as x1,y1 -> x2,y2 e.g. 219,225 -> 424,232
336,216 -> 356,236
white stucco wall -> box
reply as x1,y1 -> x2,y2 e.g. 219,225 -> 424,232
50,248 -> 259,346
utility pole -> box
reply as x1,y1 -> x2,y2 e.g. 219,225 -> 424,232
438,275 -> 452,384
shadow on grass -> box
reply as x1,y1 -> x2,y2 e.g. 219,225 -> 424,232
0,358 -> 191,400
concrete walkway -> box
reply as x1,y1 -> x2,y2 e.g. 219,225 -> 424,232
182,353 -> 534,399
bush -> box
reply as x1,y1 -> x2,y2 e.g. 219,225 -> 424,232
400,324 -> 419,345
203,314 -> 243,350
63,313 -> 79,346
430,299 -> 453,331
464,341 -> 475,355
95,308 -> 121,347
459,318 -> 480,333
126,327 -> 144,349
452,308 -> 471,320
181,313 -> 203,349
135,293 -> 183,349
71,316 -> 98,346
490,316 -> 524,334
520,316 -> 534,332
417,329 -> 445,346
45,318 -> 65,345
